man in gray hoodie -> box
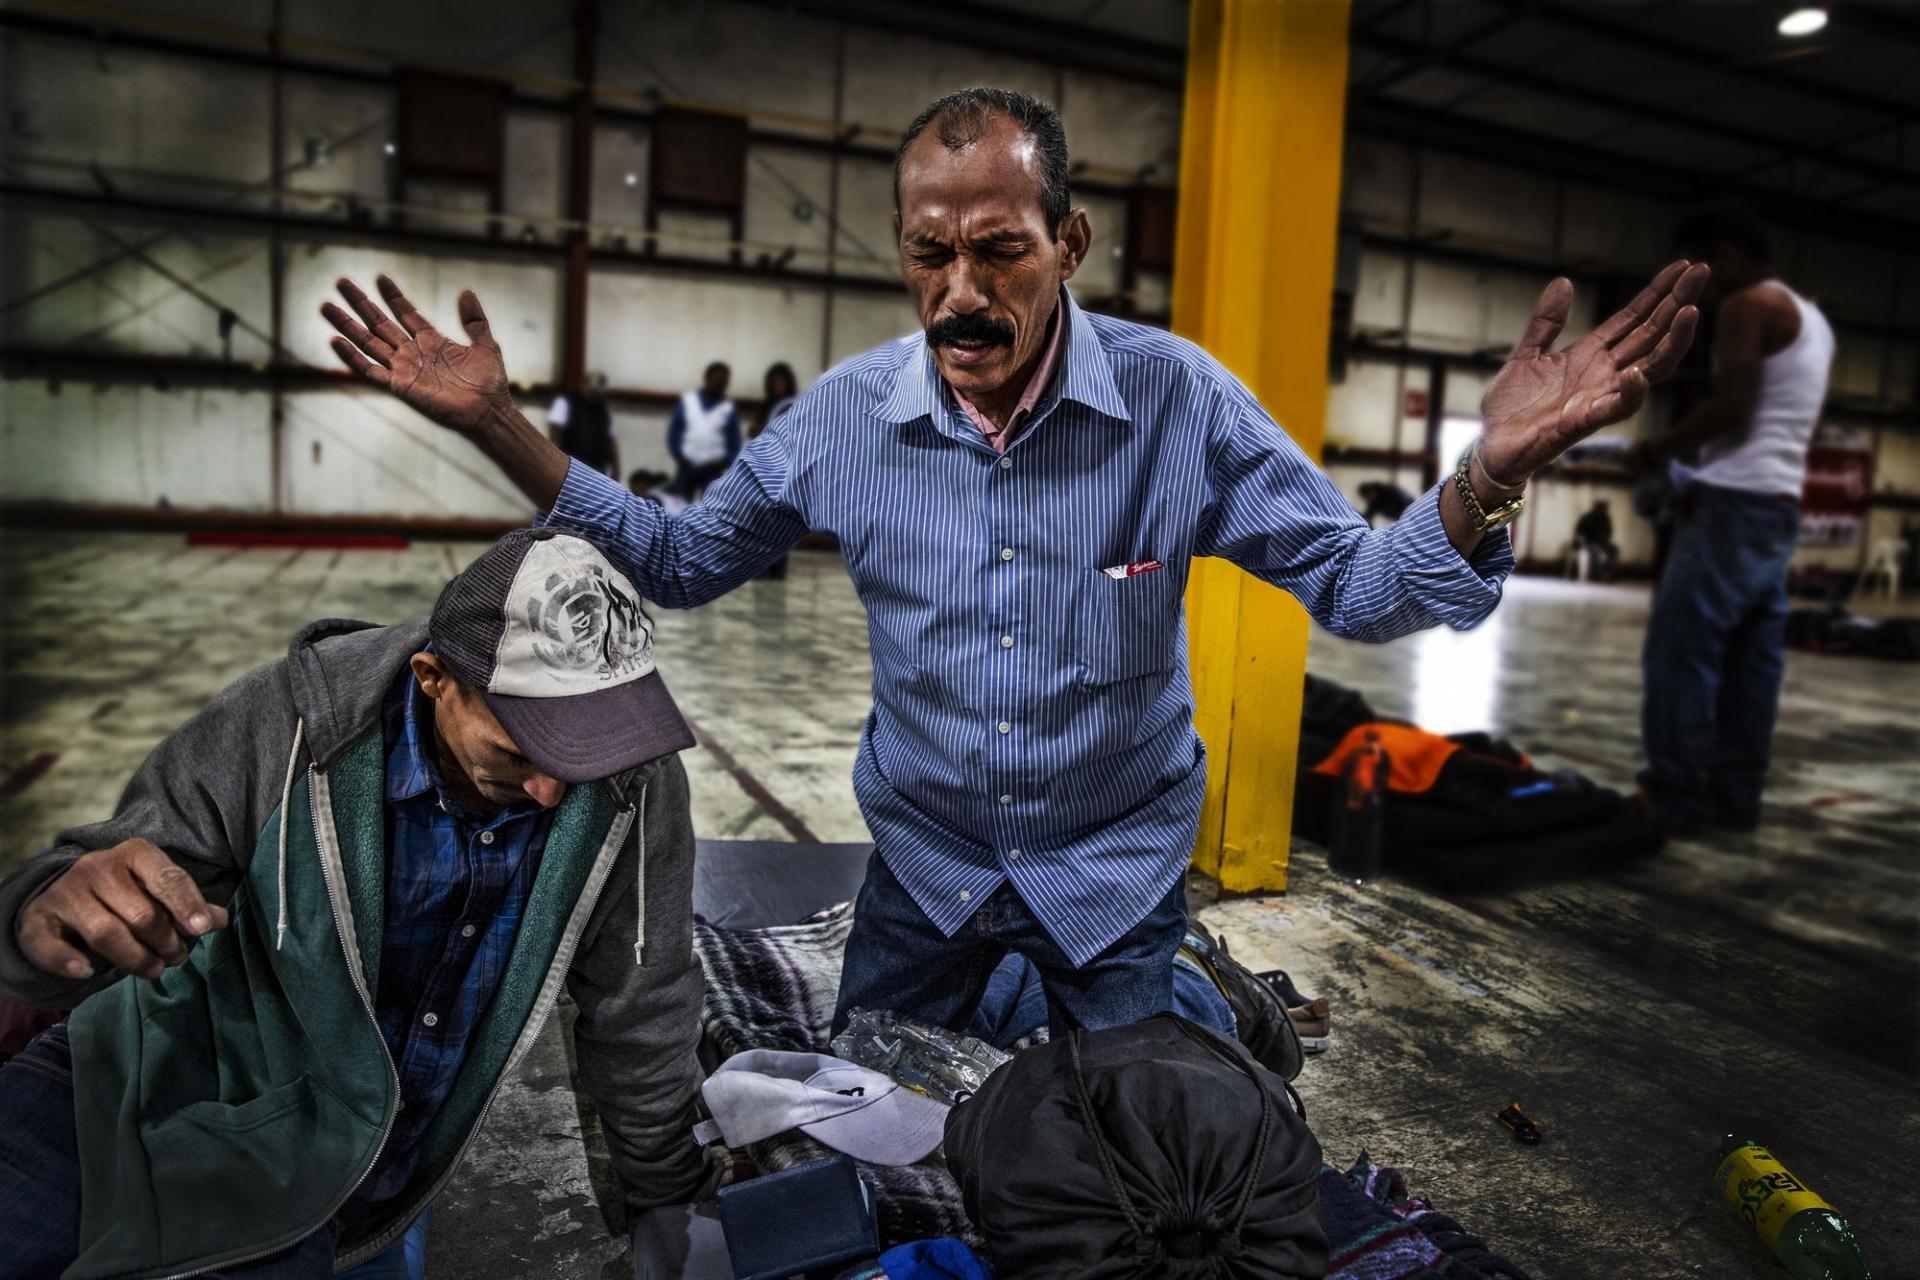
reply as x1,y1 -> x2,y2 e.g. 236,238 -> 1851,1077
0,529 -> 716,1279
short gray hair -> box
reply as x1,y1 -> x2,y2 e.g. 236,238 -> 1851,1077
894,87 -> 1071,235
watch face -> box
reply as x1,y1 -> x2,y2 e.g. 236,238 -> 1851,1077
1483,497 -> 1526,531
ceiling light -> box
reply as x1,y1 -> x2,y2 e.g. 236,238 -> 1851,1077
1777,7 -> 1828,36
383,141 -> 396,156
623,171 -> 639,187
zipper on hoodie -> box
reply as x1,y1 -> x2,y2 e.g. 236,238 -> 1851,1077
146,766 -> 401,1280
340,800 -> 639,1266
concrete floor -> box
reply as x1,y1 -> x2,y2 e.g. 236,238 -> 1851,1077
2,532 -> 1916,1279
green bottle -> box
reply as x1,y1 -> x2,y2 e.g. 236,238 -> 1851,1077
1713,1136 -> 1872,1280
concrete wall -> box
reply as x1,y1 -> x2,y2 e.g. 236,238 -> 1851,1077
3,1 -> 1914,577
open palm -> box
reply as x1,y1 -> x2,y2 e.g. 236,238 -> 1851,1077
322,276 -> 512,433
1479,260 -> 1708,484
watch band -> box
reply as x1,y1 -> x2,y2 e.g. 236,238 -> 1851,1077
1454,450 -> 1527,533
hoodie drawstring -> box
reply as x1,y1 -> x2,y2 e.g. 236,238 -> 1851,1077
275,719 -> 306,951
633,781 -> 648,967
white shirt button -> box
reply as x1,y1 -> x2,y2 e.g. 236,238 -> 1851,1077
999,794 -> 1012,805
998,456 -> 1012,469
479,830 -> 495,846
461,923 -> 477,939
1000,547 -> 1014,561
421,1012 -> 439,1028
1000,635 -> 1014,648
1008,848 -> 1021,860
959,889 -> 972,902
997,721 -> 1011,734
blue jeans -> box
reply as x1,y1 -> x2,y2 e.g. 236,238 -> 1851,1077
966,947 -> 1236,1049
0,1025 -> 428,1280
832,851 -> 1189,1040
1640,482 -> 1801,829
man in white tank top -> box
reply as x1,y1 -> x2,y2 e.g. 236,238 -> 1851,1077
1628,203 -> 1835,835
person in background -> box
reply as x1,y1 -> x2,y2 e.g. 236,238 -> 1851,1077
1572,498 -> 1619,581
547,370 -> 620,480
1626,201 -> 1835,836
667,361 -> 742,501
1357,480 -> 1414,526
756,363 -> 800,437
754,363 -> 801,580
0,529 -> 715,1278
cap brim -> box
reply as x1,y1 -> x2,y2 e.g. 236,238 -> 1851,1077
800,1084 -> 949,1167
484,670 -> 696,784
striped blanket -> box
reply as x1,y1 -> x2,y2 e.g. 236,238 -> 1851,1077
694,904 -> 1529,1278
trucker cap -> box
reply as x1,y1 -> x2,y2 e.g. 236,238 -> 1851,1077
430,528 -> 695,783
701,1050 -> 950,1167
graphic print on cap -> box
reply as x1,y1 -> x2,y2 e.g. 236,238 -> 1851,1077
493,535 -> 655,699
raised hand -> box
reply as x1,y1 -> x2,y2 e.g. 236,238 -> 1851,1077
323,275 -> 512,434
1478,260 -> 1709,485
18,839 -> 229,981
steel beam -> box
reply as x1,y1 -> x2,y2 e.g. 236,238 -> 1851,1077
1176,0 -> 1351,893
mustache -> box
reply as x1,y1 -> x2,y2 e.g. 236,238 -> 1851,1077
927,312 -> 1015,349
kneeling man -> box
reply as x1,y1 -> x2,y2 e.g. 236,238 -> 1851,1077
0,529 -> 715,1279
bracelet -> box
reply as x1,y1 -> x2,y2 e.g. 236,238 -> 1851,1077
1472,446 -> 1528,493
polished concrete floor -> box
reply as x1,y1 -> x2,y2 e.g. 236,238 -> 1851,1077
2,532 -> 1915,1278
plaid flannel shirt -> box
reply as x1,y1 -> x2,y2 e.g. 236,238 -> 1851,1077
359,661 -> 555,1205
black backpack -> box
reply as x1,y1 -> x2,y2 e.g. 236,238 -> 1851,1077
946,1015 -> 1325,1279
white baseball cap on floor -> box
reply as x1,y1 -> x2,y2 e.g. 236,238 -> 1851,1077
700,1050 -> 949,1167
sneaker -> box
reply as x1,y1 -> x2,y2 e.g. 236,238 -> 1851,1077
1180,920 -> 1305,1081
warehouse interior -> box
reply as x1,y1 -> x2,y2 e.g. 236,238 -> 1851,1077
1,1 -> 1916,1278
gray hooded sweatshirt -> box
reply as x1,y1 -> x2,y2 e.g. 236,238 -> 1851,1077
0,617 -> 715,1231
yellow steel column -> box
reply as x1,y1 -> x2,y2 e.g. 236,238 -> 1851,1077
1175,0 -> 1351,892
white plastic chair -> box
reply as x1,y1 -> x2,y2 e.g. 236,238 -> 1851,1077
1862,538 -> 1902,600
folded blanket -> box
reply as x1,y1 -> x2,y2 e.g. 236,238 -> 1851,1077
694,906 -> 1530,1279
1324,1155 -> 1532,1280
695,905 -> 979,1246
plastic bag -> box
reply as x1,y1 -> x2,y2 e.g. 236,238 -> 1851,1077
829,1008 -> 1011,1106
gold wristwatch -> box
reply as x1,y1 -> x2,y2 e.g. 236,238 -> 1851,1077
1454,450 -> 1526,533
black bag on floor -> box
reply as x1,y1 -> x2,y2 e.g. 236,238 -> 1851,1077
945,1015 -> 1326,1279
1295,676 -> 1663,891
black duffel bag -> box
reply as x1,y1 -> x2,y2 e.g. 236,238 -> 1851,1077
945,1014 -> 1326,1279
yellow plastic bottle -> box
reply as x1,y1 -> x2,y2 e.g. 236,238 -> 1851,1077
1713,1137 -> 1871,1280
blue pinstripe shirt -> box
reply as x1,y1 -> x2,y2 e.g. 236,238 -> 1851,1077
542,290 -> 1511,965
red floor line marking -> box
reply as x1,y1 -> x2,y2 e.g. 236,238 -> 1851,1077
1809,791 -> 1877,809
680,713 -> 820,845
0,752 -> 59,802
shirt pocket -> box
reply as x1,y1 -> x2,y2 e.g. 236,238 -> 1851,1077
1071,567 -> 1179,687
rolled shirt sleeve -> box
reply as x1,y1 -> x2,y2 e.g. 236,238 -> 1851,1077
1197,391 -> 1511,642
538,426 -> 804,609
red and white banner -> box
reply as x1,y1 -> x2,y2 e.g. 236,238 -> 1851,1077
1801,429 -> 1874,548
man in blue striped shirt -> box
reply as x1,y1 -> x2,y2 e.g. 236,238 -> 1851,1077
324,88 -> 1703,1038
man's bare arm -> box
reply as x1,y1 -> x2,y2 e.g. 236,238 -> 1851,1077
1631,289 -> 1770,470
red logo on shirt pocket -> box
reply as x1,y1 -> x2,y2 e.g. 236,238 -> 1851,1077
1101,559 -> 1164,580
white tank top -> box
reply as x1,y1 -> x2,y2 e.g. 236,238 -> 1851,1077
1691,282 -> 1835,499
